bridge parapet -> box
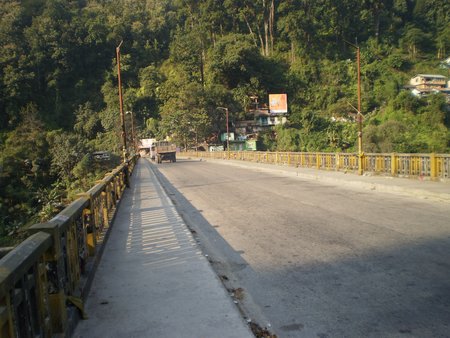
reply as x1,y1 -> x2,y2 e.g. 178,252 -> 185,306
0,156 -> 138,338
184,151 -> 450,180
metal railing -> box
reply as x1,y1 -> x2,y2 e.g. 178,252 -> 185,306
0,156 -> 138,338
184,151 -> 450,180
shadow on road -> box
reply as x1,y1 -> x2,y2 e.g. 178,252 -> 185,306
148,160 -> 274,333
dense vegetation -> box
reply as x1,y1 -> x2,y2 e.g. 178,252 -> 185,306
0,0 -> 449,242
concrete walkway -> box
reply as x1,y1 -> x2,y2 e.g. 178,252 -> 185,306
195,157 -> 450,204
74,159 -> 253,338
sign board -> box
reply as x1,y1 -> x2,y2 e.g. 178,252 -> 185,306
140,138 -> 156,148
209,145 -> 224,152
245,139 -> 258,151
93,151 -> 111,161
220,132 -> 235,142
269,94 -> 288,114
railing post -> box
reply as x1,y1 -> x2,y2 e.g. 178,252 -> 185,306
391,153 -> 398,176
100,191 -> 110,229
430,153 -> 437,180
358,152 -> 365,175
28,222 -> 68,334
77,193 -> 96,256
335,153 -> 340,171
375,155 -> 381,173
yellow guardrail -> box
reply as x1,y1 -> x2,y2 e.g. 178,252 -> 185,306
0,156 -> 138,338
184,151 -> 450,180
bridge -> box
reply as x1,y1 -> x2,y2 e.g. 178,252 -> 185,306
1,152 -> 450,337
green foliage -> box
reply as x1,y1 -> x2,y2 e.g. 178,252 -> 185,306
159,82 -> 213,149
74,102 -> 103,139
170,28 -> 205,84
207,33 -> 263,88
0,104 -> 52,240
1,0 -> 450,243
36,181 -> 65,222
364,92 -> 449,153
47,130 -> 88,181
145,118 -> 159,138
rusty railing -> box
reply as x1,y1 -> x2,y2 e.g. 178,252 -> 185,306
0,156 -> 138,338
183,151 -> 449,180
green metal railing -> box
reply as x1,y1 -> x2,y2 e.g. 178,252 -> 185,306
0,156 -> 138,338
183,151 -> 450,180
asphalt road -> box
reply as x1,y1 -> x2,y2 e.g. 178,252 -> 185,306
149,158 -> 450,338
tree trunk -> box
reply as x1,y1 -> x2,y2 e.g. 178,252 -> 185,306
269,0 -> 275,55
291,41 -> 296,63
256,25 -> 266,55
264,18 -> 269,56
211,31 -> 216,47
374,14 -> 380,43
200,47 -> 205,87
243,13 -> 259,48
263,0 -> 269,56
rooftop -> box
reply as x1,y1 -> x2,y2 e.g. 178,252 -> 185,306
414,74 -> 447,79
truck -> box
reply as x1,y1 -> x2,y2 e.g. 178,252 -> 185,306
139,138 -> 156,158
153,141 -> 176,163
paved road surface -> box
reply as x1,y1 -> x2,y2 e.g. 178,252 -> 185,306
151,158 -> 450,338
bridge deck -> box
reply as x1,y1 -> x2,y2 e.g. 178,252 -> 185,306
74,159 -> 252,338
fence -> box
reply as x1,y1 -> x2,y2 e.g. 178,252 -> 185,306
0,156 -> 138,338
184,151 -> 450,180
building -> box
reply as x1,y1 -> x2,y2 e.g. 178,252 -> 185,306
237,96 -> 288,133
409,74 -> 446,89
214,95 -> 288,151
440,57 -> 450,69
408,74 -> 449,99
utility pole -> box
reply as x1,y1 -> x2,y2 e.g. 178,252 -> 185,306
356,46 -> 363,176
126,111 -> 136,154
217,107 -> 230,160
345,40 -> 364,175
116,41 -> 127,162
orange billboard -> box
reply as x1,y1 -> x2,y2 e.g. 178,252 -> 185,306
269,94 -> 288,114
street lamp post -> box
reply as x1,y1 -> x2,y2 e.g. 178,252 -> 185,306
346,40 -> 364,175
116,41 -> 127,163
356,46 -> 363,176
126,111 -> 136,154
217,107 -> 230,160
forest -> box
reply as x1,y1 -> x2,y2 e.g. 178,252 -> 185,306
0,0 -> 449,242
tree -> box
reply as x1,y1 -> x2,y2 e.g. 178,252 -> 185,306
207,33 -> 264,88
224,0 -> 276,56
435,26 -> 450,58
46,130 -> 89,184
159,82 -> 212,149
0,104 -> 51,235
145,118 -> 159,138
74,102 -> 103,139
134,65 -> 163,121
0,2 -> 33,129
170,28 -> 206,85
401,25 -> 432,58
